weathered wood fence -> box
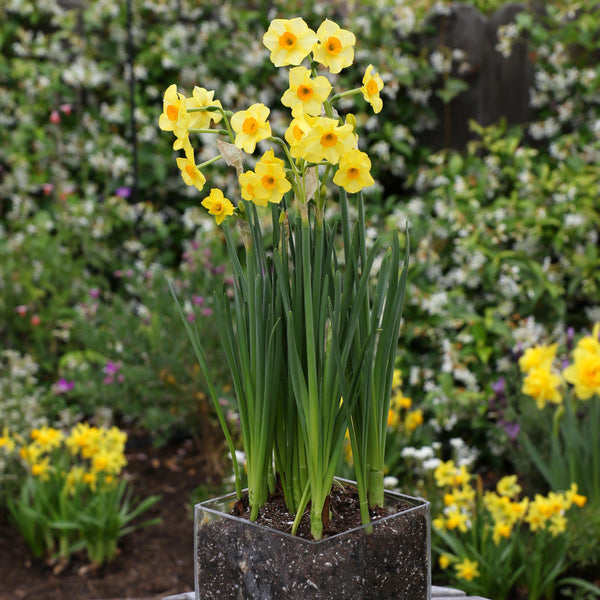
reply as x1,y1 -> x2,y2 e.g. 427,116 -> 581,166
416,2 -> 534,150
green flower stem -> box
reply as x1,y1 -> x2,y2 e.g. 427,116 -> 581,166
330,87 -> 362,104
268,136 -> 300,179
188,128 -> 229,135
197,154 -> 222,169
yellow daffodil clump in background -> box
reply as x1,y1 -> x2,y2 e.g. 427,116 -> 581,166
5,423 -> 159,566
432,459 -> 586,597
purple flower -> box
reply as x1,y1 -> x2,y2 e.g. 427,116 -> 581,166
192,294 -> 205,306
104,361 -> 121,375
115,186 -> 131,198
186,313 -> 196,322
55,378 -> 75,394
501,421 -> 520,441
201,307 -> 214,317
89,288 -> 100,299
491,377 -> 505,397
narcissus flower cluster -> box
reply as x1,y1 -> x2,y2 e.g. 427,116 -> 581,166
433,460 -> 586,584
10,423 -> 127,491
159,17 -> 386,224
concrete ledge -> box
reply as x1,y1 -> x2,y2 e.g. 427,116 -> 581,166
162,588 -> 490,599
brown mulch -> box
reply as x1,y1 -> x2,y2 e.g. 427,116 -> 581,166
0,431 -> 226,600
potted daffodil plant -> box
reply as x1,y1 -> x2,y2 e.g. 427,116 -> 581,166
160,17 -> 430,600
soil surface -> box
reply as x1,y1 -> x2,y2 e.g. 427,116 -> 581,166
0,431 -> 225,600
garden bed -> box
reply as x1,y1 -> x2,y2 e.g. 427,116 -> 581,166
0,434 -> 222,600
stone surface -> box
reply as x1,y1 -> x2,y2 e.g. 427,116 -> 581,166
162,588 -> 490,599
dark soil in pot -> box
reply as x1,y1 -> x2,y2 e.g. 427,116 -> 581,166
196,482 -> 430,600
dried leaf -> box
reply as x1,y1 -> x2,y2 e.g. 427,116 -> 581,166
217,140 -> 244,175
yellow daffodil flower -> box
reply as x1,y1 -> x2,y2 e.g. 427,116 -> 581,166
0,427 -> 15,452
563,351 -> 600,400
496,474 -> 522,499
455,558 -> 480,582
253,150 -> 292,206
286,104 -> 316,154
281,66 -> 332,116
239,170 -> 261,203
159,84 -> 191,139
31,426 -> 64,452
263,18 -> 318,67
333,148 -> 375,193
405,408 -> 424,432
573,324 -> 600,356
30,456 -> 51,480
387,409 -> 400,429
566,483 -> 587,508
521,366 -> 563,409
361,64 -> 384,113
186,86 -> 223,129
518,343 -> 558,373
492,520 -> 512,545
176,148 -> 206,192
312,19 -> 356,74
297,116 -> 356,165
439,554 -> 453,570
231,103 -> 272,154
434,460 -> 457,487
201,189 -> 235,225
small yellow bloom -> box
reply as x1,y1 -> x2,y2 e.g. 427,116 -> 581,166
563,352 -> 600,400
159,84 -> 190,138
285,104 -> 316,154
312,19 -> 356,74
522,367 -> 562,409
263,18 -> 318,67
361,65 -> 384,114
391,391 -> 412,411
0,427 -> 15,452
566,483 -> 587,508
573,324 -> 600,356
496,475 -> 522,499
186,86 -> 223,129
549,513 -> 567,536
281,66 -> 332,116
31,457 -> 51,480
252,149 -> 292,206
239,170 -> 261,203
492,520 -> 512,545
333,149 -> 375,194
434,460 -> 457,487
455,558 -> 480,582
83,470 -> 97,492
201,189 -> 235,225
405,409 -> 424,432
392,369 -> 403,389
176,148 -> 206,192
445,508 -> 469,533
297,117 -> 356,165
518,343 -> 558,373
387,409 -> 400,429
439,554 -> 453,570
30,426 -> 64,452
231,103 -> 272,154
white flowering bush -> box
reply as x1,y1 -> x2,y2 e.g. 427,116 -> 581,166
0,350 -> 48,502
